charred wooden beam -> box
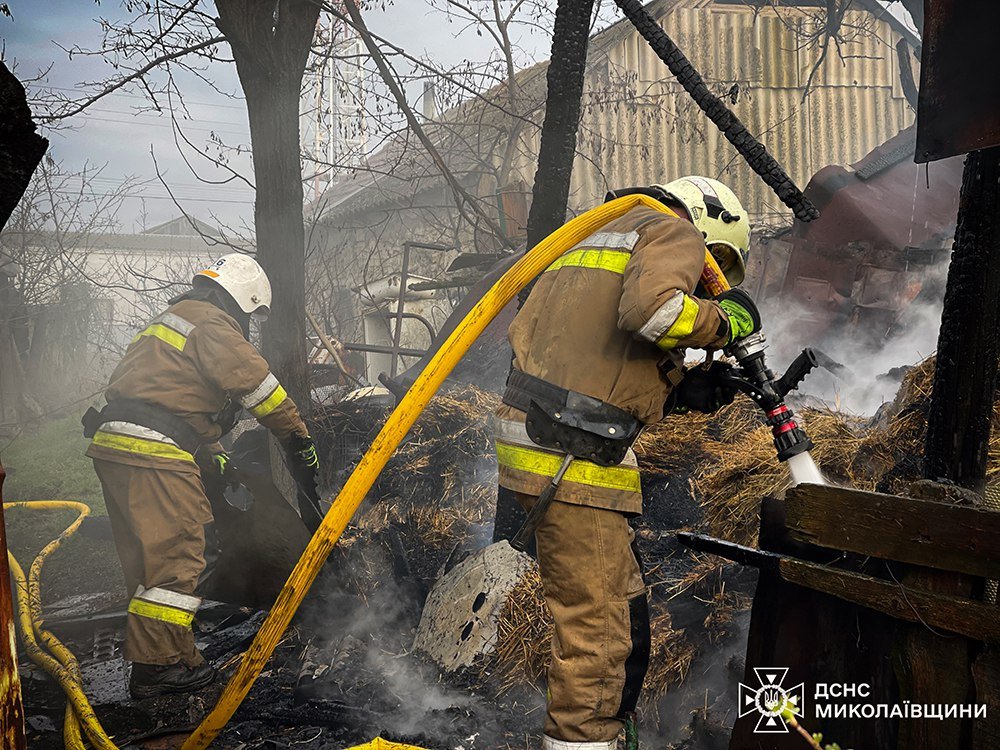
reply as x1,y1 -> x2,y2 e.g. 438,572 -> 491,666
680,530 -> 1000,643
924,148 -> 1000,490
783,484 -> 1000,580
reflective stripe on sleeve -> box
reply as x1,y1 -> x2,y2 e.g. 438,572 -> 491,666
648,294 -> 699,350
495,441 -> 641,493
131,311 -> 195,352
92,426 -> 196,463
240,372 -> 288,418
637,291 -> 686,343
158,313 -> 196,337
545,249 -> 631,275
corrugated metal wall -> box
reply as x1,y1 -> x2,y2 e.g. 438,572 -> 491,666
510,4 -> 914,224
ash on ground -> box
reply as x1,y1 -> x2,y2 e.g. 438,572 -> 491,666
21,364 -> 948,748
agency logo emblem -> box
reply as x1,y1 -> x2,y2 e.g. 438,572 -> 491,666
738,667 -> 805,733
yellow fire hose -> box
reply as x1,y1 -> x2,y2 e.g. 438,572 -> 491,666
5,500 -> 119,750
3,195 -> 730,750
184,193 -> 730,748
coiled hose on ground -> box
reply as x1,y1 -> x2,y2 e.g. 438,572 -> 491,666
6,500 -> 119,749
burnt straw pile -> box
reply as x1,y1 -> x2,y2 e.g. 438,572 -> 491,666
268,358 -> 950,748
22,360 -> 972,749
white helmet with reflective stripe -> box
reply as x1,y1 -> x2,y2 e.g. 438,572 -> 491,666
654,176 -> 751,286
193,254 -> 272,319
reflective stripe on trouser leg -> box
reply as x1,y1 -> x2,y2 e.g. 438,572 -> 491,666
128,585 -> 201,627
542,736 -> 618,750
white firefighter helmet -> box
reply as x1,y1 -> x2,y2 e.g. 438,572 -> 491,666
655,176 -> 751,286
193,254 -> 272,319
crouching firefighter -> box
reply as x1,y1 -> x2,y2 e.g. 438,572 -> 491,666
83,254 -> 320,699
493,177 -> 760,749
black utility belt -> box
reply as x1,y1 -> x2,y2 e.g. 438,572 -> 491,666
82,399 -> 203,455
502,370 -> 642,467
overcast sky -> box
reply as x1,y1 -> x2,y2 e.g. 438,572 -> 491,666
0,0 -> 552,233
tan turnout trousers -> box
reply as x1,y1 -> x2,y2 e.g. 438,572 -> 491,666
515,491 -> 650,743
93,459 -> 213,666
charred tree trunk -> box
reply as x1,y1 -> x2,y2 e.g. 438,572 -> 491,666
215,0 -> 320,412
923,148 -> 1000,492
897,148 -> 1000,750
523,0 -> 596,251
0,62 -> 47,230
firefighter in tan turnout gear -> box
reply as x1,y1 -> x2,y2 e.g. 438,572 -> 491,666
84,254 -> 319,698
494,177 -> 761,749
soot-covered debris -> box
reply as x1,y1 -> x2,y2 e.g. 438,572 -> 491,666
22,364 -> 966,749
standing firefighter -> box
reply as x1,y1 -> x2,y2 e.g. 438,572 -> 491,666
494,177 -> 759,749
83,254 -> 319,698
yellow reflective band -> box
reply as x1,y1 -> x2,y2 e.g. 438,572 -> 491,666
544,248 -> 631,275
128,598 -> 195,627
132,323 -> 188,351
91,430 -> 196,463
249,384 -> 288,418
657,294 -> 700,350
496,442 -> 641,493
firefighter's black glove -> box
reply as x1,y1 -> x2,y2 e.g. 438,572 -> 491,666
668,361 -> 738,414
287,434 -> 320,488
715,288 -> 761,343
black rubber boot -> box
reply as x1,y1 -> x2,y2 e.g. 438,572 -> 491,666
129,661 -> 216,699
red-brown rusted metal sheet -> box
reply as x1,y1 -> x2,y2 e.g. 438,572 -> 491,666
916,0 -> 1000,162
0,463 -> 25,750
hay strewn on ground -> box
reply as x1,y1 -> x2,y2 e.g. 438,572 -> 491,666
318,359 -> 983,720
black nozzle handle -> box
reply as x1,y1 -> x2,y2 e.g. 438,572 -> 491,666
775,349 -> 819,399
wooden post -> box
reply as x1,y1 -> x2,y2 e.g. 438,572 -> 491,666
0,463 -> 26,750
924,149 -> 1000,489
898,146 -> 1000,749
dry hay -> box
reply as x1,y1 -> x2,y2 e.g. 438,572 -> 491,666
487,554 -> 748,706
850,357 -> 934,495
696,405 -> 869,546
486,567 -> 701,708
487,566 -> 552,693
643,608 -> 697,701
322,361 -> 1000,711
320,385 -> 502,596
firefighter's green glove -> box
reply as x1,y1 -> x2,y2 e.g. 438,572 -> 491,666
287,434 -> 320,485
212,451 -> 232,478
715,288 -> 761,343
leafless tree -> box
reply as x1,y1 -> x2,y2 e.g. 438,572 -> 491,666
38,0 -> 321,410
0,157 -> 139,407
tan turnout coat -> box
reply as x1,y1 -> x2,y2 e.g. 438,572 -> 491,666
86,298 -> 308,472
495,204 -> 731,514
